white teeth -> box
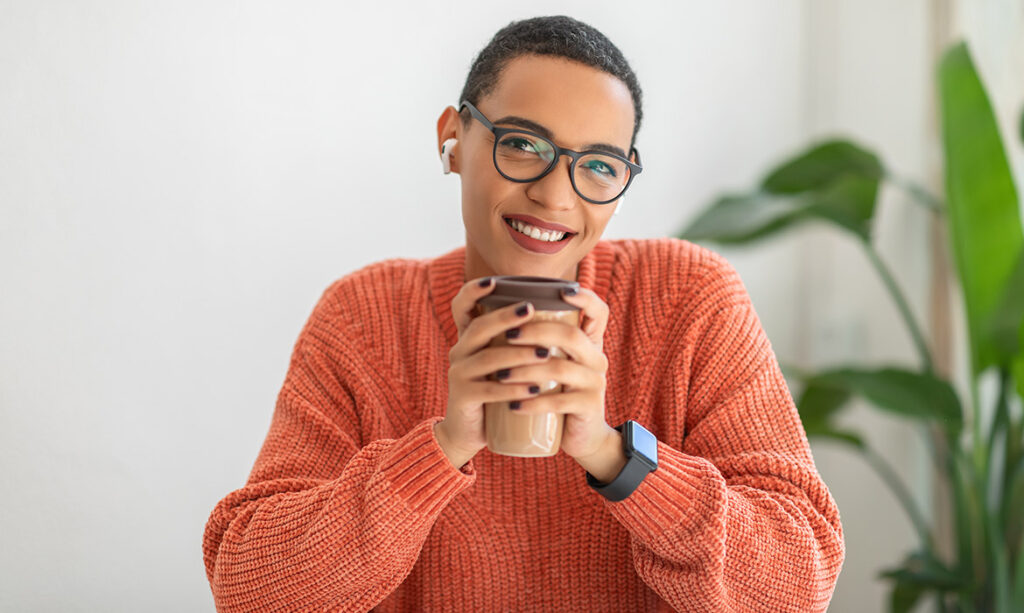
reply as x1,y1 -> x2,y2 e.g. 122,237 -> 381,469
508,218 -> 567,242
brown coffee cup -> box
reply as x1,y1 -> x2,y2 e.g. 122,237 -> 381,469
475,276 -> 582,457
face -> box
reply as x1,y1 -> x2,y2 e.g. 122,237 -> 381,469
436,54 -> 636,281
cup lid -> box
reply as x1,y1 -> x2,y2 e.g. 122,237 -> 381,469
477,275 -> 581,311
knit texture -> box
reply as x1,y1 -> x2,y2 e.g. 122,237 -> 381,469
202,237 -> 845,612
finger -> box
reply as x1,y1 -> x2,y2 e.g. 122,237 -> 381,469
505,320 -> 608,372
462,379 -> 543,404
560,287 -> 610,342
451,276 -> 498,337
498,356 -> 599,392
507,390 -> 599,414
452,343 -> 551,381
450,300 -> 535,362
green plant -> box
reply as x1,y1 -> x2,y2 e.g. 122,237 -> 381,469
676,41 -> 1024,613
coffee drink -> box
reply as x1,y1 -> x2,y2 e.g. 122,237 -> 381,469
475,276 -> 582,457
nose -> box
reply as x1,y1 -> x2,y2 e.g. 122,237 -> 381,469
523,153 -> 578,209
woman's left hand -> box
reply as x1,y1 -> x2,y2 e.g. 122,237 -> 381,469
503,286 -> 614,460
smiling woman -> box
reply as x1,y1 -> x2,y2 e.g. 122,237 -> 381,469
202,14 -> 846,612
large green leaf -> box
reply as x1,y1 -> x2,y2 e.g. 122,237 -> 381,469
807,367 -> 964,433
793,378 -> 867,448
1019,103 -> 1024,145
988,247 -> 1024,405
677,173 -> 879,244
988,248 -> 1024,361
939,41 -> 1024,377
762,139 -> 883,194
879,549 -> 971,594
889,577 -> 926,613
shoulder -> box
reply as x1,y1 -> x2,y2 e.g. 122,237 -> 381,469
602,237 -> 750,312
297,255 -> 431,346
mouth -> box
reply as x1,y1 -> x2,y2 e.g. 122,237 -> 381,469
502,216 -> 576,243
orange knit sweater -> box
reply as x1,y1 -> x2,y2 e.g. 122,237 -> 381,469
202,237 -> 845,612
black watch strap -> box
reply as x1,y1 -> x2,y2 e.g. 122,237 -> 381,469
585,421 -> 657,502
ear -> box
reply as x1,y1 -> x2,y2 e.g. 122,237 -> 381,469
628,147 -> 640,167
436,106 -> 462,174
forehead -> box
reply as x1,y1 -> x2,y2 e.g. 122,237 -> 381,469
481,54 -> 635,152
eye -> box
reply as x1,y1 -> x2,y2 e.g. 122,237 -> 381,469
583,159 -> 616,177
499,136 -> 539,153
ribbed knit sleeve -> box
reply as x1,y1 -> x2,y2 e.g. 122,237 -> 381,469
598,259 -> 845,612
201,332 -> 476,612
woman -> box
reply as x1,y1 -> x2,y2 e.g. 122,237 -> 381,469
203,15 -> 845,612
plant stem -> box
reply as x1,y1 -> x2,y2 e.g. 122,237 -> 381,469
988,368 -> 1010,514
862,444 -> 934,549
885,172 -> 946,214
862,241 -> 936,374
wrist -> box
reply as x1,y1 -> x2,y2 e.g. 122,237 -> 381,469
575,425 -> 627,484
434,422 -> 474,470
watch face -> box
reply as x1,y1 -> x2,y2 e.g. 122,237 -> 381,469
627,421 -> 658,468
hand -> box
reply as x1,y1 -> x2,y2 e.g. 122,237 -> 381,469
500,286 -> 614,460
437,277 -> 551,467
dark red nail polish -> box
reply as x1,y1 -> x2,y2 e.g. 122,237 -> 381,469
535,347 -> 549,358
496,368 -> 510,380
515,304 -> 529,317
478,277 -> 492,287
505,328 -> 520,339
510,401 -> 521,410
528,385 -> 540,394
563,286 -> 578,296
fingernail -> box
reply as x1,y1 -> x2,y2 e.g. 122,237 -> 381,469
528,385 -> 540,394
562,286 -> 578,296
535,347 -> 549,358
515,303 -> 530,317
478,277 -> 492,287
510,401 -> 521,410
505,328 -> 520,339
496,368 -> 510,380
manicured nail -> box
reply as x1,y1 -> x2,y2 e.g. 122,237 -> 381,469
510,401 -> 521,410
496,368 -> 510,380
505,328 -> 520,339
478,277 -> 492,287
515,303 -> 530,317
535,347 -> 549,358
528,385 -> 540,394
562,286 -> 578,296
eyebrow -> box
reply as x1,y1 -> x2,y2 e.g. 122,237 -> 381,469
491,114 -> 628,159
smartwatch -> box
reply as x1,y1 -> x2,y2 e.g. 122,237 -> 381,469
586,420 -> 658,501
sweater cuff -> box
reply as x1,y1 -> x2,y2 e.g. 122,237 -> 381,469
598,440 -> 725,545
378,415 -> 477,517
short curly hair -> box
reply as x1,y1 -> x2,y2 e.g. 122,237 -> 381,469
458,15 -> 643,153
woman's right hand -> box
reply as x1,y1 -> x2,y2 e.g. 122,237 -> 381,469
434,277 -> 550,468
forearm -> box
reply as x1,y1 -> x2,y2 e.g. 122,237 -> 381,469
599,442 -> 844,612
205,417 -> 476,612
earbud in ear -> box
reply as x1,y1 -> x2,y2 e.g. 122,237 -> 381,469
441,138 -> 458,174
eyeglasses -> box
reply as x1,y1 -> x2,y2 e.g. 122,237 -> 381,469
459,99 -> 642,205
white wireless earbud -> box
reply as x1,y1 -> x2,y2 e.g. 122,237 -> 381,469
441,138 -> 458,174
613,197 -> 624,215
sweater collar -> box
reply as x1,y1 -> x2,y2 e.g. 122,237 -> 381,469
428,240 -> 616,349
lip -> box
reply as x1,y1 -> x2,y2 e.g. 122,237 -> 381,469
503,217 -> 574,254
503,213 -> 576,234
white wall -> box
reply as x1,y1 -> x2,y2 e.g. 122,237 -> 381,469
1,1 -> 1020,611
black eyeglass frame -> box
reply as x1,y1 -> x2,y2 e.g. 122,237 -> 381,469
459,99 -> 643,205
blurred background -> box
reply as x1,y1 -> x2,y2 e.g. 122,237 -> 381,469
2,1 -> 1022,611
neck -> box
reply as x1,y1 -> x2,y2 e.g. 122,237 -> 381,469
463,240 -> 579,282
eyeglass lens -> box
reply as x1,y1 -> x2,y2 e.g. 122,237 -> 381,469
495,131 -> 630,202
